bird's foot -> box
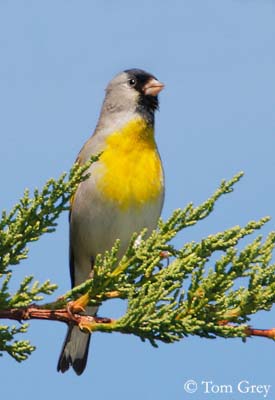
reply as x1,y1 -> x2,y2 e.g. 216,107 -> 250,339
66,293 -> 90,321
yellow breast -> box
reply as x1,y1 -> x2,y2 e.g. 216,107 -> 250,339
97,118 -> 163,210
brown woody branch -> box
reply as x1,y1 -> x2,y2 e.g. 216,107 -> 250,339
1,304 -> 275,341
245,327 -> 275,340
0,304 -> 113,331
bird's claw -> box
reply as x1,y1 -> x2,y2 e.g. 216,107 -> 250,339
66,293 -> 90,321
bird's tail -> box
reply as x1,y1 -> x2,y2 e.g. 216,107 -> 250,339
57,324 -> 91,375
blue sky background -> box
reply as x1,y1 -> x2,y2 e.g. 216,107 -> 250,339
1,1 -> 275,399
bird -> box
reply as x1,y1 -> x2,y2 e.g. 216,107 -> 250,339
57,68 -> 165,375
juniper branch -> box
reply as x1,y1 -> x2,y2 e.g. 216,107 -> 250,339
2,170 -> 275,363
0,157 -> 97,359
0,156 -> 97,274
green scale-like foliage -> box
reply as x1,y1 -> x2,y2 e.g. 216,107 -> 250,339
0,158 -> 97,360
1,165 -> 275,362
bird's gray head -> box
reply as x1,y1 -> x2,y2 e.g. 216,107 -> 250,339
100,69 -> 164,126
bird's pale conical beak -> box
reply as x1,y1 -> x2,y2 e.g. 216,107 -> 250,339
143,78 -> 165,96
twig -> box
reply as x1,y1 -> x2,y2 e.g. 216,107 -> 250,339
0,305 -> 113,331
245,327 -> 275,340
1,304 -> 275,342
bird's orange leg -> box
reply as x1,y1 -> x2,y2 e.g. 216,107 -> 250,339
66,293 -> 90,321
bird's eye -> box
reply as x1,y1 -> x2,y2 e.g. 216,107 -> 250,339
128,78 -> 136,86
